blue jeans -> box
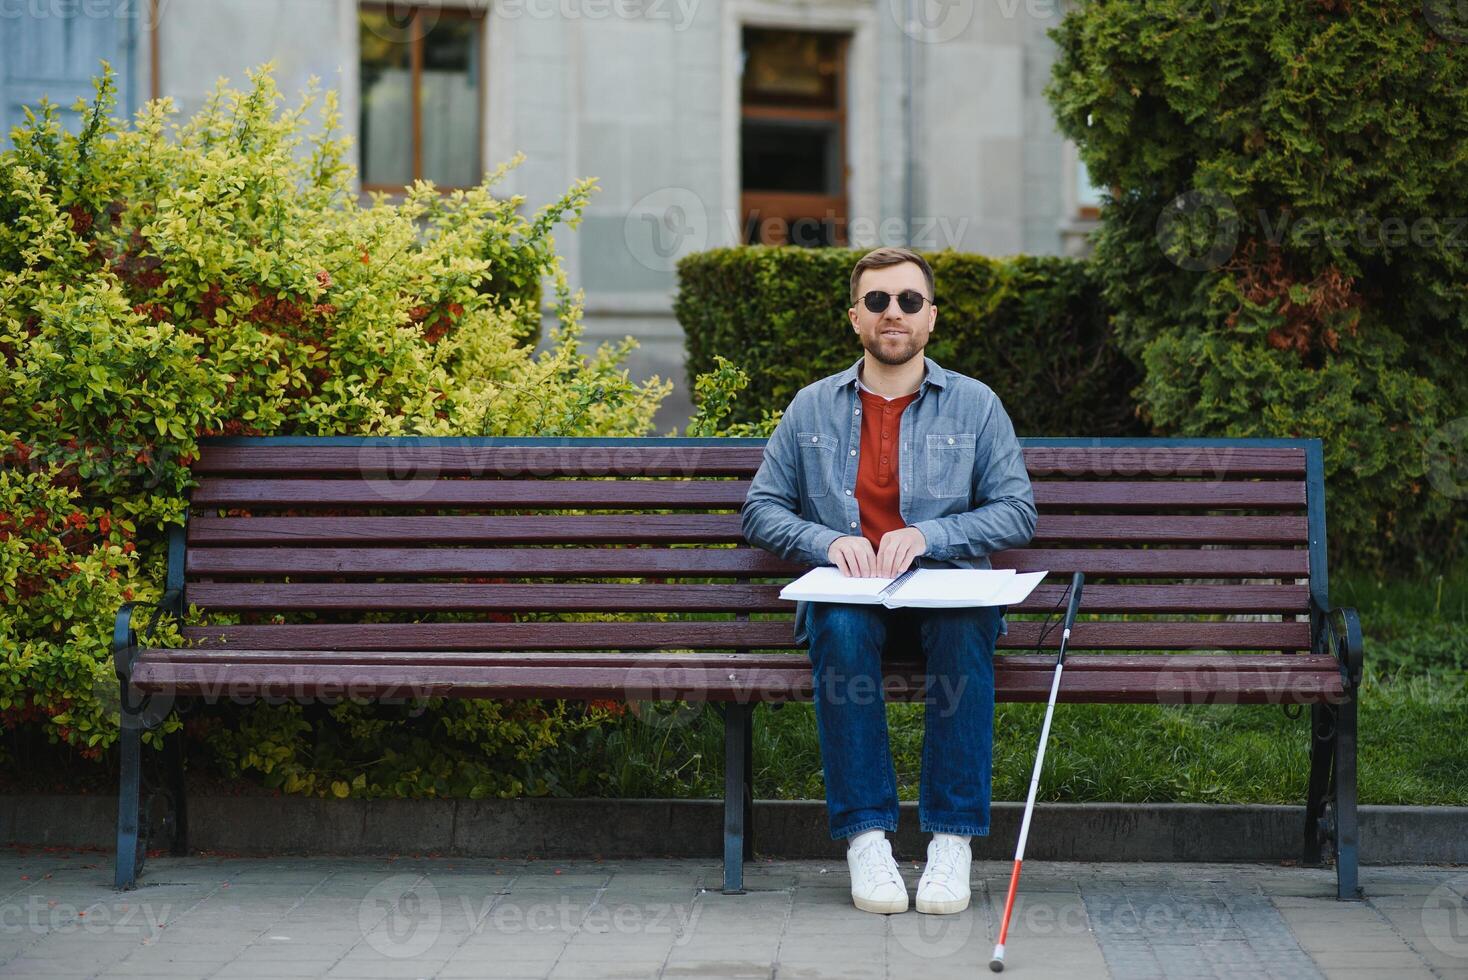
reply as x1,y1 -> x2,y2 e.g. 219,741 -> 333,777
804,602 -> 1004,840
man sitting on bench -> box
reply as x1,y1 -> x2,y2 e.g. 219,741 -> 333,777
742,246 -> 1038,915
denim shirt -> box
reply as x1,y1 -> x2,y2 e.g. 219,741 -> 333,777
741,355 -> 1038,644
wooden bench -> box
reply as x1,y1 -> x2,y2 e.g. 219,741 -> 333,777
113,435 -> 1362,899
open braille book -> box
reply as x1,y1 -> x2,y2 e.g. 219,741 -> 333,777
778,566 -> 1047,609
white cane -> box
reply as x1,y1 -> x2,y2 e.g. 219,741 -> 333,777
990,571 -> 1085,973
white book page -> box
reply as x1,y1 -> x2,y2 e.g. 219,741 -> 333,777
887,569 -> 1017,607
986,570 -> 1048,606
778,565 -> 894,604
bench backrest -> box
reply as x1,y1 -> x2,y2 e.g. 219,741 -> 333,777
173,436 -> 1327,656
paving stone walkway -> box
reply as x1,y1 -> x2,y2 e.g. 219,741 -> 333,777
2,847 -> 1464,978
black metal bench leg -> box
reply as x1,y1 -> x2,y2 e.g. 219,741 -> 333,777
1302,702 -> 1334,866
723,701 -> 751,895
114,706 -> 144,891
165,719 -> 189,856
1334,696 -> 1363,900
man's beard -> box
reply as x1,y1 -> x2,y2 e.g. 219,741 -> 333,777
862,328 -> 924,366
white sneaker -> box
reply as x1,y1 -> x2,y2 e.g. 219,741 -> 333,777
847,835 -> 909,914
916,835 -> 971,914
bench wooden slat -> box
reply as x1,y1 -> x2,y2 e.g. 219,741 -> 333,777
185,546 -> 805,578
179,622 -> 804,650
1024,446 -> 1305,477
143,650 -> 1326,670
183,545 -> 1308,579
129,660 -> 1346,704
994,549 -> 1309,577
1032,515 -> 1308,544
189,478 -> 752,509
1033,482 -> 1305,510
183,582 -> 787,611
194,444 -> 1307,479
179,619 -> 1312,651
195,444 -> 768,478
180,582 -> 1310,613
1018,583 -> 1306,613
189,478 -> 1306,510
188,514 -> 755,545
185,513 -> 1311,546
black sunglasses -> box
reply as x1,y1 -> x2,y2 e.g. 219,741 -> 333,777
861,289 -> 931,315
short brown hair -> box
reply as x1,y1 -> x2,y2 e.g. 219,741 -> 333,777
849,247 -> 935,304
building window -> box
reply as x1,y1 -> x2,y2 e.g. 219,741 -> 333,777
1074,152 -> 1105,220
359,4 -> 483,191
740,28 -> 848,247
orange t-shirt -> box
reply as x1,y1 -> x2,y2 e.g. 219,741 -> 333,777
856,386 -> 919,552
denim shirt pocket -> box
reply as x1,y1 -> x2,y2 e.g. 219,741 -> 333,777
925,432 -> 977,498
797,431 -> 837,498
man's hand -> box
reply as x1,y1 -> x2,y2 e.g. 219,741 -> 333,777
875,526 -> 927,578
827,535 -> 877,577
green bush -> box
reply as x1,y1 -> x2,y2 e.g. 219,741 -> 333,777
1047,0 -> 1468,569
676,246 -> 1142,436
0,64 -> 674,797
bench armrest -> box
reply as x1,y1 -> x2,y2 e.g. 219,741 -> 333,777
1316,604 -> 1364,694
113,589 -> 183,685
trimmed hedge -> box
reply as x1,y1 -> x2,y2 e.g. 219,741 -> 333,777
675,247 -> 1142,437
1046,0 -> 1468,570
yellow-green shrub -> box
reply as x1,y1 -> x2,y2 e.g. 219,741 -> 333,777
0,64 -> 670,796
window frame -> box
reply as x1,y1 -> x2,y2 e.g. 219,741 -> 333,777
738,28 -> 850,247
358,2 -> 486,194
1064,139 -> 1107,222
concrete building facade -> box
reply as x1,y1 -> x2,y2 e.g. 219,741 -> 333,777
2,0 -> 1100,426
